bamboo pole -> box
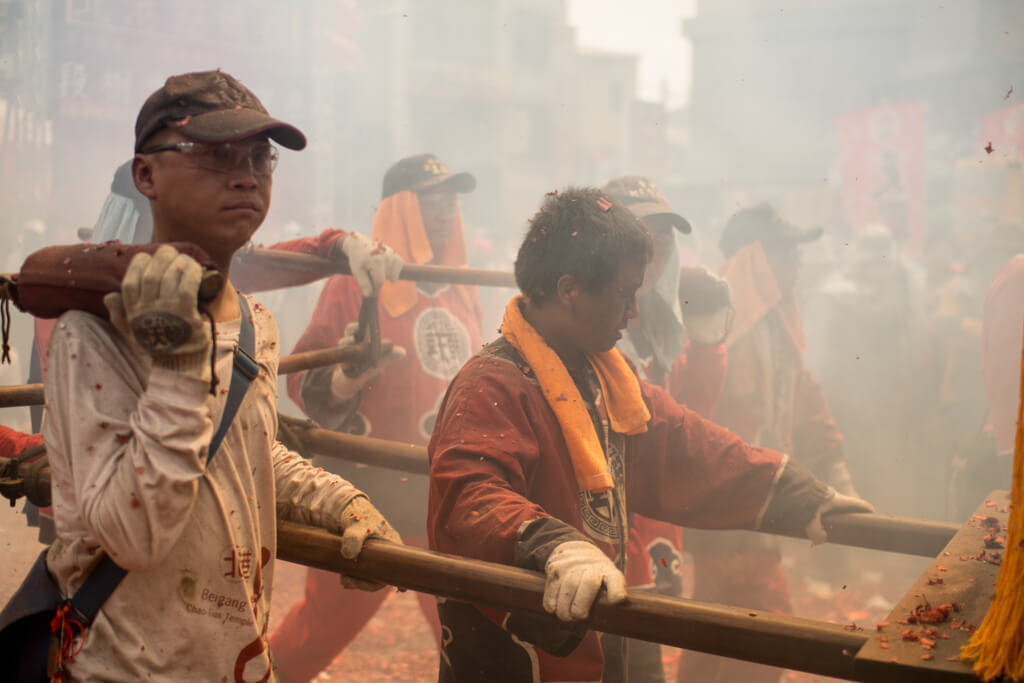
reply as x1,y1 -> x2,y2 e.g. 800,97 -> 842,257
302,423 -> 429,474
0,383 -> 43,408
294,424 -> 959,558
277,521 -> 871,681
238,248 -> 517,288
0,406 -> 959,558
277,340 -> 393,376
0,341 -> 388,408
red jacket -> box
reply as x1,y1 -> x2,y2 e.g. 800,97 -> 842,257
0,425 -> 43,461
715,319 -> 843,476
287,274 -> 482,535
627,341 -> 727,590
669,342 -> 727,416
428,337 -> 785,682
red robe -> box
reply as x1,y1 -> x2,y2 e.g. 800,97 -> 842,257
428,337 -> 786,682
627,341 -> 727,591
287,274 -> 482,534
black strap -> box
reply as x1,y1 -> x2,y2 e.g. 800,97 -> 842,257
68,292 -> 258,626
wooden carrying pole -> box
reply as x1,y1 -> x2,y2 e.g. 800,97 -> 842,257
2,408 -> 959,558
278,521 -> 871,681
238,248 -> 518,288
294,423 -> 959,558
0,341 -> 388,408
277,340 -> 392,376
0,383 -> 44,409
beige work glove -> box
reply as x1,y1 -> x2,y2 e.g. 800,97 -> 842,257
543,540 -> 627,621
103,245 -> 212,381
329,322 -> 407,402
336,495 -> 402,591
339,233 -> 404,297
804,487 -> 875,546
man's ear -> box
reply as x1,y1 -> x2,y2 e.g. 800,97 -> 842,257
132,154 -> 157,200
555,274 -> 579,310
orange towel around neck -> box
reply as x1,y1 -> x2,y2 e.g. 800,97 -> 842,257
372,190 -> 477,319
500,296 -> 650,493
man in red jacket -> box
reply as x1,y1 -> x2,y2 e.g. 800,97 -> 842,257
270,154 -> 483,681
427,187 -> 871,682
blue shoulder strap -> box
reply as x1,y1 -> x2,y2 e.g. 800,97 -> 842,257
208,294 -> 259,462
68,292 -> 258,625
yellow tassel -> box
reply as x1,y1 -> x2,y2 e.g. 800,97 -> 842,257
961,320 -> 1024,680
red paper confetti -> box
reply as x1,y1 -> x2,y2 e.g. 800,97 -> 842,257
984,533 -> 1005,549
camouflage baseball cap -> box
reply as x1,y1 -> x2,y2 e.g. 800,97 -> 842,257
381,153 -> 476,199
602,176 -> 691,234
134,70 -> 306,153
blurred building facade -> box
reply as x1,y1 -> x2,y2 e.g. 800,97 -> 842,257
0,0 -> 365,244
0,0 -> 678,256
675,0 -> 1024,254
339,0 -> 676,251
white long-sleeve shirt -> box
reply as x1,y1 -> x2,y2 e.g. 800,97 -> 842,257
43,294 -> 362,682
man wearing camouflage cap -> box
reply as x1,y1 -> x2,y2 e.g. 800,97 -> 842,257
25,71 -> 402,681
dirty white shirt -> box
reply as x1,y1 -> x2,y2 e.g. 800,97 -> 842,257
43,295 -> 362,682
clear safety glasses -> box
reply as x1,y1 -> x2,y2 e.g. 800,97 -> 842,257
142,140 -> 279,178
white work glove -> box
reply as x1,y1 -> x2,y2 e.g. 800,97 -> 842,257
543,540 -> 627,621
329,322 -> 407,402
103,245 -> 212,380
336,495 -> 402,591
804,487 -> 875,546
339,233 -> 404,297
